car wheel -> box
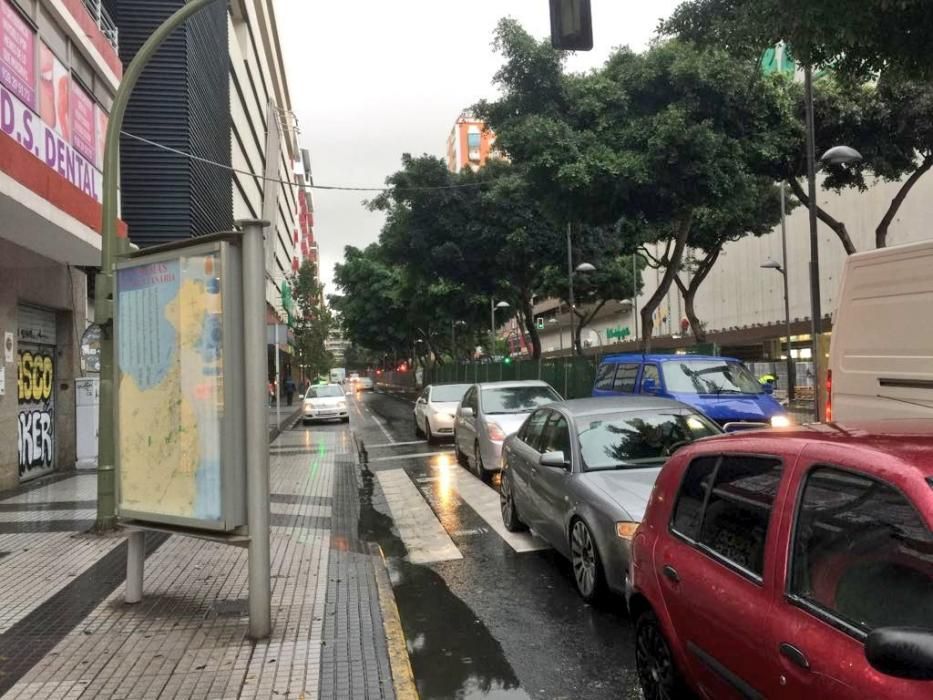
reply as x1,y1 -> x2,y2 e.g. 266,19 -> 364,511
570,519 -> 604,602
635,610 -> 689,700
454,434 -> 467,467
414,415 -> 424,438
499,471 -> 527,532
474,442 -> 491,483
425,422 -> 436,445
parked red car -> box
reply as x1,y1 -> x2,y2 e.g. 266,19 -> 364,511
628,421 -> 933,700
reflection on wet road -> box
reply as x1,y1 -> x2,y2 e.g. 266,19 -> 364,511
347,389 -> 644,699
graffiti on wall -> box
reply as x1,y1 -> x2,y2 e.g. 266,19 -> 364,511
16,349 -> 55,478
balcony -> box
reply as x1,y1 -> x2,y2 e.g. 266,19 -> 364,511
81,0 -> 119,51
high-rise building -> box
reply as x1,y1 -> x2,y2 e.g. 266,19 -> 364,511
104,0 -> 307,390
103,0 -> 302,320
446,112 -> 499,174
0,0 -> 124,488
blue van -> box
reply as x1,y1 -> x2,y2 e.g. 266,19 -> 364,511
592,354 -> 789,428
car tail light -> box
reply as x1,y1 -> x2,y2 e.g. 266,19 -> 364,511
486,421 -> 507,442
825,369 -> 833,422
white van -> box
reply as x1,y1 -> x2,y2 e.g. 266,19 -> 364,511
828,239 -> 933,421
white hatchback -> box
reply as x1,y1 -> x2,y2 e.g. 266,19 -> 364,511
303,384 -> 349,423
414,384 -> 471,444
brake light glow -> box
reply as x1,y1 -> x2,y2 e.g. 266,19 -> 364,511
486,421 -> 507,442
825,369 -> 833,422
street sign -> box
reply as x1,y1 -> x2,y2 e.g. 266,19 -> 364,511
115,235 -> 246,532
607,326 -> 631,341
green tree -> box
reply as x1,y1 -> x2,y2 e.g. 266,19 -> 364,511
663,0 -> 933,80
666,3 -> 933,252
480,23 -> 796,348
289,260 -> 334,380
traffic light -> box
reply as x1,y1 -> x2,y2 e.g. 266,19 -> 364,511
549,0 -> 593,51
536,317 -> 545,330
503,356 -> 513,365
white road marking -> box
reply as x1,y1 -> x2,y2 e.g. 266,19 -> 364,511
375,470 -> 462,564
368,451 -> 455,464
437,466 -> 550,553
368,440 -> 426,449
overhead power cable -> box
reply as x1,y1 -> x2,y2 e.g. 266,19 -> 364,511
119,130 -> 488,193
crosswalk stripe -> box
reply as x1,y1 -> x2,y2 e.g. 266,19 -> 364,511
375,470 -> 462,564
430,466 -> 550,553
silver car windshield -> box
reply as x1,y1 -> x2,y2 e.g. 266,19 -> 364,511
481,386 -> 561,414
306,385 -> 343,398
578,410 -> 721,470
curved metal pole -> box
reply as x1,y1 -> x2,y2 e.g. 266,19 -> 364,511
97,0 -> 228,529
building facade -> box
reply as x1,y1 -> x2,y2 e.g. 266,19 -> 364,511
446,112 -> 499,174
534,176 -> 933,369
0,0 -> 123,489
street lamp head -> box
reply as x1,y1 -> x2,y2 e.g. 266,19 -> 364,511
820,145 -> 863,166
761,259 -> 784,273
575,262 -> 596,273
547,318 -> 558,325
495,301 -> 510,309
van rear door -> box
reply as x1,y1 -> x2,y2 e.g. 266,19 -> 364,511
830,241 -> 933,420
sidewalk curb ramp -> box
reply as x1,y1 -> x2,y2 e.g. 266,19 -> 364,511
370,542 -> 420,700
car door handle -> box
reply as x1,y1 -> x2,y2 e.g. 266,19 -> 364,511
779,643 -> 810,670
662,565 -> 680,583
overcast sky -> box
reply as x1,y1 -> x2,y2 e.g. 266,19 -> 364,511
278,0 -> 683,295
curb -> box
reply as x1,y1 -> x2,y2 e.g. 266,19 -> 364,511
369,542 -> 419,700
268,407 -> 302,442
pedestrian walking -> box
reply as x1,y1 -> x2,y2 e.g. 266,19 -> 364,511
268,379 -> 275,406
286,378 -> 296,406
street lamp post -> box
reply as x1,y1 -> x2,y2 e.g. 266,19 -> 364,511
803,64 -> 863,421
761,259 -> 795,403
490,300 -> 509,359
566,223 -> 596,356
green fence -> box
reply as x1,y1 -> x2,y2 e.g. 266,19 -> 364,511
429,356 -> 598,400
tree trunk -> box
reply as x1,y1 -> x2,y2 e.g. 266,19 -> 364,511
674,245 -> 720,344
575,300 -> 607,353
640,214 -> 693,352
520,293 -> 542,359
787,178 -> 856,255
876,155 -> 933,249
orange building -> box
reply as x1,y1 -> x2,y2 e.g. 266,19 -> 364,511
446,112 -> 500,173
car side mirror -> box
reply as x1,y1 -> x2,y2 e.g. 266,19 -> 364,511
865,627 -> 933,680
762,382 -> 775,395
540,451 -> 569,470
643,378 -> 657,393
460,407 -> 474,418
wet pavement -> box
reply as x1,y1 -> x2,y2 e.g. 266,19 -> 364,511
348,389 -> 644,700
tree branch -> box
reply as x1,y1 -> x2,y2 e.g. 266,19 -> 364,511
787,178 -> 857,255
875,155 -> 933,249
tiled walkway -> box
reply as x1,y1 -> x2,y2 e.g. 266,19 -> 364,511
0,426 -> 397,699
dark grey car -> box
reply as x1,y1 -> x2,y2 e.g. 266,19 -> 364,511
499,397 -> 722,601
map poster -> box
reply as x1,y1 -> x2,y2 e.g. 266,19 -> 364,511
116,245 -> 240,530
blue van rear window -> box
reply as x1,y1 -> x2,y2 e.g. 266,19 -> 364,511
594,364 -> 616,390
613,363 -> 640,392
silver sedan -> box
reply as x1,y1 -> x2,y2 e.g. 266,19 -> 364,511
499,397 -> 722,601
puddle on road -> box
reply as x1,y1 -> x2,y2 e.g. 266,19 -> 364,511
358,463 -> 530,700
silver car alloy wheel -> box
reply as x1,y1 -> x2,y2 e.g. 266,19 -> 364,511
570,520 -> 597,598
500,476 -> 513,523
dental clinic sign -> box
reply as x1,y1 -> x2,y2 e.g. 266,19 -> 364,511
0,0 -> 103,203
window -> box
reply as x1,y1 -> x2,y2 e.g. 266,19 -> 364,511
540,414 -> 571,458
672,457 -> 718,538
522,410 -> 550,452
430,384 -> 470,403
462,388 -> 478,412
612,363 -> 640,393
580,411 -> 720,470
306,385 -> 342,398
481,385 -> 561,413
672,455 -> 783,579
790,468 -> 933,633
640,364 -> 660,392
662,360 -> 763,395
594,363 -> 617,391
